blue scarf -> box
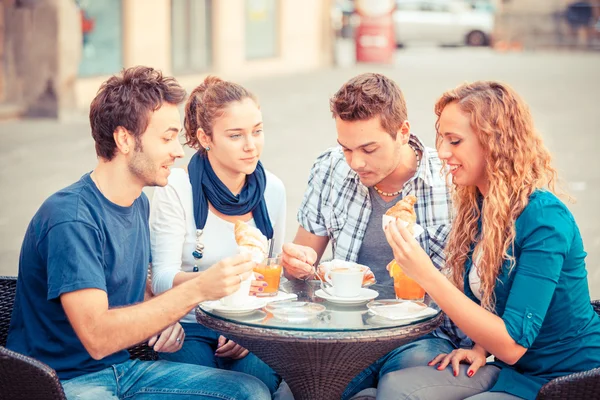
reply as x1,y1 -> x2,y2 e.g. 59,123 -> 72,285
188,152 -> 273,239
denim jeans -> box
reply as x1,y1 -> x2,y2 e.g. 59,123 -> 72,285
158,322 -> 281,395
342,333 -> 456,400
61,358 -> 271,400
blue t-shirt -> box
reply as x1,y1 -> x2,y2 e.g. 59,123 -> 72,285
7,173 -> 150,380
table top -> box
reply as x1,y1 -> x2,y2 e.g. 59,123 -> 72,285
197,280 -> 442,334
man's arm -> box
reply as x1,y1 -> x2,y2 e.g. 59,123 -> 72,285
282,227 -> 329,280
61,254 -> 255,360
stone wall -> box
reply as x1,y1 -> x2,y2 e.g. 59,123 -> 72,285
2,0 -> 81,118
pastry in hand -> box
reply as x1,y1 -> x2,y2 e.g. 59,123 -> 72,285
385,195 -> 417,233
234,220 -> 268,263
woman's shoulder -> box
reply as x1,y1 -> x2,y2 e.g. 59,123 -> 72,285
265,169 -> 285,195
517,190 -> 575,232
166,167 -> 191,191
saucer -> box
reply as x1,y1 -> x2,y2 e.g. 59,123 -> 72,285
200,298 -> 268,316
315,288 -> 379,306
266,301 -> 326,322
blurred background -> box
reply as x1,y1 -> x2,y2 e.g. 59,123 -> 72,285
0,0 -> 598,297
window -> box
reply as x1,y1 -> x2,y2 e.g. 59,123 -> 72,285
77,0 -> 123,77
245,0 -> 278,59
171,0 -> 211,74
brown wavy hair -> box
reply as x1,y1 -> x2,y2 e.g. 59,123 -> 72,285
435,81 -> 562,311
90,66 -> 186,160
330,73 -> 407,138
183,76 -> 258,154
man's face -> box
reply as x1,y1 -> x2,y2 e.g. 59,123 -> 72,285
335,116 -> 403,187
128,103 -> 184,187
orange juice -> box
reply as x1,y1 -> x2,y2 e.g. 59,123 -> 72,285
389,260 -> 426,301
253,255 -> 282,297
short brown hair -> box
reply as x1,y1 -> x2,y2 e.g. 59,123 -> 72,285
183,76 -> 258,153
89,66 -> 186,160
330,73 -> 407,138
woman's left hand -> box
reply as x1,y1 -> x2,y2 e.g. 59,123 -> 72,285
384,219 -> 437,282
249,273 -> 268,296
429,347 -> 488,378
215,335 -> 249,359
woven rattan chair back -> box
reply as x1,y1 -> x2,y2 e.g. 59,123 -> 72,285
536,299 -> 600,399
0,276 -> 67,399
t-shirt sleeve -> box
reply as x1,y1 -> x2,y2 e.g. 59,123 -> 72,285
501,200 -> 572,348
41,221 -> 107,301
297,154 -> 330,237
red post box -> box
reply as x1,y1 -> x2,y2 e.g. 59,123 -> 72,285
355,0 -> 396,64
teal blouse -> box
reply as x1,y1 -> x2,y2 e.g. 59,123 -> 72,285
463,190 -> 600,400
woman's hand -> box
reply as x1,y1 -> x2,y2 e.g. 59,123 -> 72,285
215,335 -> 249,359
429,345 -> 488,377
249,273 -> 268,296
384,219 -> 438,283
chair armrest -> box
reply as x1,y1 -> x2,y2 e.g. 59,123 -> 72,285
128,342 -> 158,361
0,345 -> 66,399
536,367 -> 600,399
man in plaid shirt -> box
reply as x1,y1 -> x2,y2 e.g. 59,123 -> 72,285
281,73 -> 470,399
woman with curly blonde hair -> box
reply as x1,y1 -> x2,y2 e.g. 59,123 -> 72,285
379,81 -> 600,400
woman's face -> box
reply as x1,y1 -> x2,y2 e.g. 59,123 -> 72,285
203,97 -> 264,177
437,102 -> 489,195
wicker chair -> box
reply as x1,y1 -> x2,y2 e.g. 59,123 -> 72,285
0,275 -> 157,399
536,300 -> 600,399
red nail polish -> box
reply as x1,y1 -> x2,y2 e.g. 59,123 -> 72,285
454,371 -> 458,377
468,370 -> 473,377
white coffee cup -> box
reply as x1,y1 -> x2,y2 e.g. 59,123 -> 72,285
220,274 -> 253,307
325,268 -> 363,298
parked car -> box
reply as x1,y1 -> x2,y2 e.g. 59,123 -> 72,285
394,0 -> 494,47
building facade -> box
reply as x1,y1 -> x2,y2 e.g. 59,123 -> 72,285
1,0 -> 334,116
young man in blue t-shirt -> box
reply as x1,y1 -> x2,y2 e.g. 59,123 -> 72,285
7,66 -> 270,400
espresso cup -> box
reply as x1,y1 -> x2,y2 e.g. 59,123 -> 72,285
220,274 -> 253,307
324,268 -> 363,298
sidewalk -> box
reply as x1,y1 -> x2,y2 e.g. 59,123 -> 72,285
1,47 -> 599,297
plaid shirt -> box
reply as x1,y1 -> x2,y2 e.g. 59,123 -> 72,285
298,134 -> 472,348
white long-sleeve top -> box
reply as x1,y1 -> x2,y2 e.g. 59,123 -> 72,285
149,168 -> 286,323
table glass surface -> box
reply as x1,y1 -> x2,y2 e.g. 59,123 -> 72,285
198,280 -> 441,332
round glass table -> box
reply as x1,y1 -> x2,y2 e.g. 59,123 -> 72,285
196,280 -> 444,400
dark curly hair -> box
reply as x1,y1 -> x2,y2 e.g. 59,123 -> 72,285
89,66 -> 186,160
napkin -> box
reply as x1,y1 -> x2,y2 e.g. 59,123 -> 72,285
369,302 -> 438,320
261,292 -> 297,304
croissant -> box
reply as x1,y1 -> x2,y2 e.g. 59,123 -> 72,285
234,220 -> 268,262
385,195 -> 417,233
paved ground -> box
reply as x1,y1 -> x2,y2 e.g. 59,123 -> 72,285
1,47 -> 599,297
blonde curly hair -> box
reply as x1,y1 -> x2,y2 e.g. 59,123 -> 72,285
435,81 -> 563,311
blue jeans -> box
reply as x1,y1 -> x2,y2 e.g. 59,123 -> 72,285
159,322 -> 281,395
342,333 -> 456,399
61,358 -> 270,400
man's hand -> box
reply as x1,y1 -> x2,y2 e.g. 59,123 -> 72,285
215,335 -> 249,359
195,254 -> 256,301
281,243 -> 317,280
148,323 -> 185,353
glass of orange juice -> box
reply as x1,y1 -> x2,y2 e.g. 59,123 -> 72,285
389,260 -> 426,301
253,255 -> 282,297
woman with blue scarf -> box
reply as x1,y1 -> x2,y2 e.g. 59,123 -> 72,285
149,76 -> 286,395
